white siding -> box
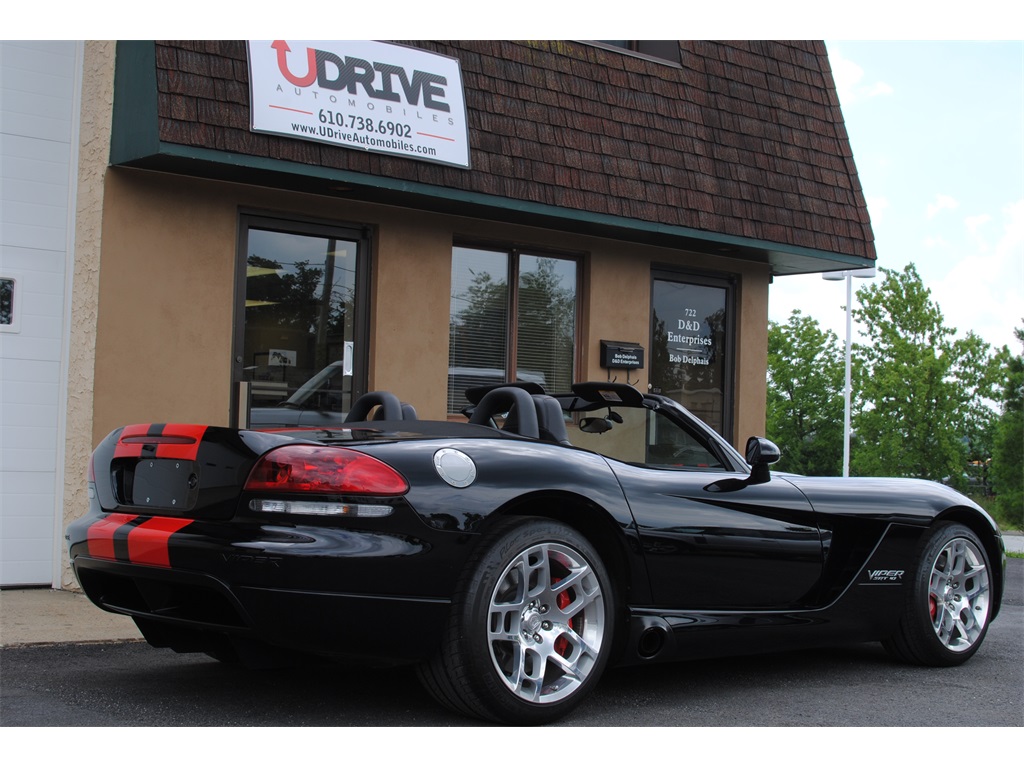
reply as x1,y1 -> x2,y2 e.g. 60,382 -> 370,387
0,40 -> 80,585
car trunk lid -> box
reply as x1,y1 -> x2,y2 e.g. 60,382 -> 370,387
90,424 -> 288,520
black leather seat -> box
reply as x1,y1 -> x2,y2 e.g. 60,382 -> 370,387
533,395 -> 571,445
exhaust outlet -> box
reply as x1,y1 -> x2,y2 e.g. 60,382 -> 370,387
637,624 -> 667,658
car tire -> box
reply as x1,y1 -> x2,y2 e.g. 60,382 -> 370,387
883,522 -> 993,666
417,516 -> 614,725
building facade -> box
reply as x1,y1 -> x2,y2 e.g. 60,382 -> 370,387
0,40 -> 875,589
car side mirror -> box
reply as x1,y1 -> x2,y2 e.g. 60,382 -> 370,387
745,436 -> 781,484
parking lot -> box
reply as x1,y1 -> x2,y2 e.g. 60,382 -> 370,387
2,558 -> 1020,728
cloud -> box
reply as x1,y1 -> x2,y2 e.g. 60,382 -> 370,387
1002,199 -> 1024,247
829,49 -> 894,106
926,194 -> 959,218
929,199 -> 1024,350
865,195 -> 889,225
965,213 -> 993,236
863,81 -> 894,98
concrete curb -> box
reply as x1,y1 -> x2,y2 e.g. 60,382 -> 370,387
0,588 -> 143,648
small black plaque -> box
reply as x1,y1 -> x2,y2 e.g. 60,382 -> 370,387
600,340 -> 645,370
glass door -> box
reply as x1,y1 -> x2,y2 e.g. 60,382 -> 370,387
234,216 -> 368,428
650,271 -> 734,439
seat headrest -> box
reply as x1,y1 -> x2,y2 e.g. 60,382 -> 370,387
533,394 -> 571,445
345,391 -> 405,422
468,386 -> 540,439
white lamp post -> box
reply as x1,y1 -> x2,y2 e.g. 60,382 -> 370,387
822,266 -> 876,477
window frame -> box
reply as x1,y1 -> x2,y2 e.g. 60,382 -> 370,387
448,241 -> 583,414
585,41 -> 684,67
0,273 -> 21,334
649,267 -> 737,442
233,212 -> 372,427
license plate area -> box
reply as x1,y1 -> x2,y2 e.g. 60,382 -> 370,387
131,459 -> 200,511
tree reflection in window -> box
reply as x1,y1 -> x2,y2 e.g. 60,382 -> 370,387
448,247 -> 577,413
243,230 -> 356,407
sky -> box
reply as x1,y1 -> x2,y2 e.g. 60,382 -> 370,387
767,40 -> 1024,354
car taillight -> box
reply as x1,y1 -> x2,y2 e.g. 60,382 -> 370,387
244,445 -> 409,496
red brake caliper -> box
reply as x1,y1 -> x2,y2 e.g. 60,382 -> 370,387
553,580 -> 574,657
929,594 -> 938,620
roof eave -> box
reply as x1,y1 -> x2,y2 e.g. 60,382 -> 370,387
116,142 -> 874,276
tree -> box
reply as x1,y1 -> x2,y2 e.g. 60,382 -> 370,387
991,326 -> 1023,527
516,258 -> 577,391
766,310 -> 845,475
449,266 -> 508,373
948,330 -> 1003,476
246,254 -> 348,337
851,264 -> 997,484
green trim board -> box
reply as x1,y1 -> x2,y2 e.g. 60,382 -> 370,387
121,141 -> 873,276
110,41 -> 160,166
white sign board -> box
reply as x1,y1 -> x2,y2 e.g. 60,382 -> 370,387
247,40 -> 470,169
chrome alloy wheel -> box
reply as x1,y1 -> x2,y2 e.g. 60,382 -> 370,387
487,541 -> 606,704
928,536 -> 991,652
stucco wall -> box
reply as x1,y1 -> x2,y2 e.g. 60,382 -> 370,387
735,273 -> 771,446
91,170 -> 773,442
91,170 -> 239,440
584,242 -> 771,445
61,41 -> 114,589
91,175 -> 466,429
369,210 -> 453,419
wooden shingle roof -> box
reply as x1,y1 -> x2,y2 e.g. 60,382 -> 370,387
140,40 -> 874,268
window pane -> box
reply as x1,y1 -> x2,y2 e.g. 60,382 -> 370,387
593,41 -> 681,64
448,246 -> 508,413
651,279 -> 728,434
565,407 -> 723,469
0,278 -> 13,325
636,41 -> 681,63
516,255 -> 576,393
244,229 -> 357,413
645,410 -> 723,469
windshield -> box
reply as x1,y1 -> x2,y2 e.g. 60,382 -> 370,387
565,404 -> 726,470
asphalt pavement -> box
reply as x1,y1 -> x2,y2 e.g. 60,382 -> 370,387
1,557 -> 1020,731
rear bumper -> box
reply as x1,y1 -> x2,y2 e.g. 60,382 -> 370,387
71,555 -> 450,662
66,501 -> 460,662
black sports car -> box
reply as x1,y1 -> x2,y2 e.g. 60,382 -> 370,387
67,382 -> 1006,725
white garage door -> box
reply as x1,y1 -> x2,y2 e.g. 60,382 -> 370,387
0,41 -> 81,586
